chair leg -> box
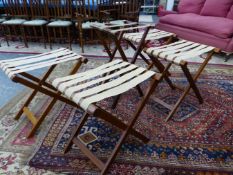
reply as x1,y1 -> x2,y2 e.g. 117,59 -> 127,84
53,28 -> 56,48
47,26 -> 52,50
40,26 -> 46,49
165,51 -> 216,121
22,26 -> 28,48
180,64 -> 203,104
64,74 -> 161,175
67,26 -> 72,50
14,65 -> 57,121
5,25 -> 10,46
127,40 -> 151,65
79,27 -> 84,53
64,112 -> 89,153
59,27 -> 63,44
101,74 -> 161,174
149,55 -> 175,90
13,26 -> 17,41
165,83 -> 193,122
95,29 -> 115,61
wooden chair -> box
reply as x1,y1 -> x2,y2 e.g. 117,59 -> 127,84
144,40 -> 219,121
0,48 -> 87,138
101,0 -> 141,22
46,0 -> 73,49
1,0 -> 29,46
74,0 -> 101,53
0,0 -> 8,47
119,0 -> 142,22
98,0 -> 118,22
22,0 -> 48,48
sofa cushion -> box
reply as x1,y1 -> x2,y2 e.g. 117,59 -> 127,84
227,5 -> 233,20
159,13 -> 233,39
200,0 -> 233,17
178,0 -> 206,14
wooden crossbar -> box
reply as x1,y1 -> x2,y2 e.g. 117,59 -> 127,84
23,107 -> 38,126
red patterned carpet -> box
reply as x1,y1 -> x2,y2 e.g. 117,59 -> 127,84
27,60 -> 233,175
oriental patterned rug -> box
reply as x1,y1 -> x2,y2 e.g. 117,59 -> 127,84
28,60 -> 233,175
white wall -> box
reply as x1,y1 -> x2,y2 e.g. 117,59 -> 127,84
166,0 -> 175,10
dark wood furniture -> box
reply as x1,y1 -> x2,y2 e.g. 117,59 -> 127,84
1,0 -> 29,46
22,0 -> 48,48
74,0 -> 101,53
46,0 -> 73,49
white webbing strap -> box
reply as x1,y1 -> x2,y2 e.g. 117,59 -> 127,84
52,59 -> 123,88
145,40 -> 187,54
4,52 -> 77,73
1,49 -> 73,69
72,67 -> 146,104
7,55 -> 83,79
110,25 -> 151,34
91,22 -> 139,31
79,70 -> 155,111
52,60 -> 155,111
64,64 -> 138,98
0,48 -> 66,64
0,48 -> 84,79
173,46 -> 214,64
145,40 -> 214,64
123,29 -> 173,43
146,40 -> 192,56
57,61 -> 130,91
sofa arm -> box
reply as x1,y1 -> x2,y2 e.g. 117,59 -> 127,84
158,9 -> 178,17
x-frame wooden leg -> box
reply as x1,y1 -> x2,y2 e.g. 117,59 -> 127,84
14,58 -> 87,138
121,26 -> 175,90
63,73 -> 162,175
164,51 -> 216,121
95,28 -> 177,108
94,28 -> 144,107
147,50 -> 216,121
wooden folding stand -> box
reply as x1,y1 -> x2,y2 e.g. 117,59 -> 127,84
50,59 -> 163,175
0,48 -> 87,138
144,40 -> 220,121
91,22 -> 176,106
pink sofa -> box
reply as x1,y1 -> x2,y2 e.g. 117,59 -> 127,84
157,0 -> 233,59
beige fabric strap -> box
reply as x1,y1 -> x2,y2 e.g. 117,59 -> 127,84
110,25 -> 151,34
123,29 -> 174,43
0,48 -> 83,79
52,59 -> 123,87
57,61 -> 130,91
144,40 -> 215,64
0,48 -> 65,64
92,23 -> 151,34
52,59 -> 155,111
2,49 -> 73,69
